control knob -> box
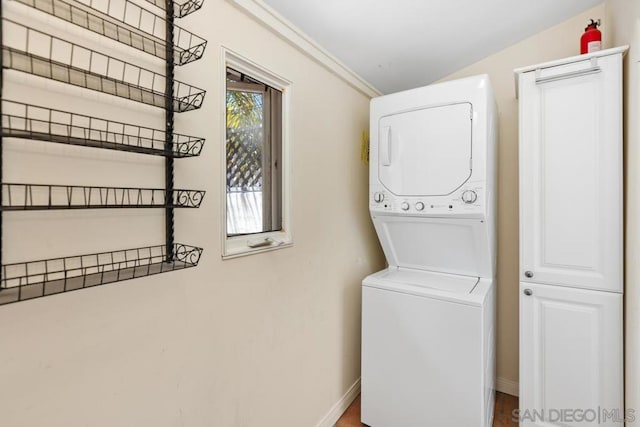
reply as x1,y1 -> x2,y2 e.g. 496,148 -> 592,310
401,202 -> 410,211
461,190 -> 478,204
373,192 -> 384,203
415,202 -> 425,211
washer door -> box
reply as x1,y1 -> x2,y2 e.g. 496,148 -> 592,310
378,102 -> 472,196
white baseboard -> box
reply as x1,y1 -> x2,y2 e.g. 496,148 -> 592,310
316,378 -> 361,427
496,377 -> 519,396
316,376 -> 515,426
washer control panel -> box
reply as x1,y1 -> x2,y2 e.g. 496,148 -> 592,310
371,184 -> 485,215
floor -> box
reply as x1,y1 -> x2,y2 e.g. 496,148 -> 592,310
336,392 -> 519,427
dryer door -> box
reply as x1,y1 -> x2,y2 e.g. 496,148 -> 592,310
378,102 -> 472,196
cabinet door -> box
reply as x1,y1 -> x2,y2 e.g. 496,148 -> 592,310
519,54 -> 623,292
519,282 -> 623,427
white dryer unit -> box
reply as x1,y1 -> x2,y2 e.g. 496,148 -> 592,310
362,75 -> 498,427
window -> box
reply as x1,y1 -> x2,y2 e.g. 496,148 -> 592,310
222,51 -> 291,257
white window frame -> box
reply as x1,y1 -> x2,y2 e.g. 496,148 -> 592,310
221,47 -> 293,258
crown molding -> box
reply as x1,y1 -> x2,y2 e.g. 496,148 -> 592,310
228,0 -> 382,98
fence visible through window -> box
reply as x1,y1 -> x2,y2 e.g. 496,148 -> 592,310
226,68 -> 282,236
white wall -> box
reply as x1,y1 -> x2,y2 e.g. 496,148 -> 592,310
437,4 -> 607,390
605,0 -> 640,417
0,1 -> 385,426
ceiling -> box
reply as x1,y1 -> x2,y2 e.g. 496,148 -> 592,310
262,0 -> 603,94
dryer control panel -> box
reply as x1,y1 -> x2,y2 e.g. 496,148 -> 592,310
370,182 -> 486,216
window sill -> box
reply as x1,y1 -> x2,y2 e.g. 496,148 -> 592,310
222,231 -> 292,259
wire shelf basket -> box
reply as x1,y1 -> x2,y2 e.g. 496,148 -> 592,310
3,20 -> 206,111
15,0 -> 207,66
1,184 -> 205,210
0,243 -> 203,305
2,100 -> 205,157
145,0 -> 204,18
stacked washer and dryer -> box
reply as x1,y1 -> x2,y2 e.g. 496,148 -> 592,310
361,75 -> 498,427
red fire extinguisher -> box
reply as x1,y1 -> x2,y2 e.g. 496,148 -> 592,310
581,19 -> 602,54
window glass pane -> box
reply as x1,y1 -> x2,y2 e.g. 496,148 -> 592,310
226,68 -> 282,237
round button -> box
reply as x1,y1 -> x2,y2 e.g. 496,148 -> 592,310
461,190 -> 478,204
415,202 -> 425,211
373,192 -> 384,203
401,202 -> 410,211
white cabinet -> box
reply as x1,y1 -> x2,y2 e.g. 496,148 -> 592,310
519,282 -> 623,426
516,46 -> 626,427
518,51 -> 623,293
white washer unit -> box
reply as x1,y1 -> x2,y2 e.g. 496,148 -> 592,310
362,75 -> 497,427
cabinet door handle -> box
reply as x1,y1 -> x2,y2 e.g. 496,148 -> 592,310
524,289 -> 533,296
524,270 -> 534,278
535,66 -> 601,84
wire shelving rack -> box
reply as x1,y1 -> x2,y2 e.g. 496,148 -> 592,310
16,0 -> 207,65
0,0 -> 207,305
2,100 -> 205,157
1,184 -> 205,210
0,243 -> 203,305
3,20 -> 206,111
